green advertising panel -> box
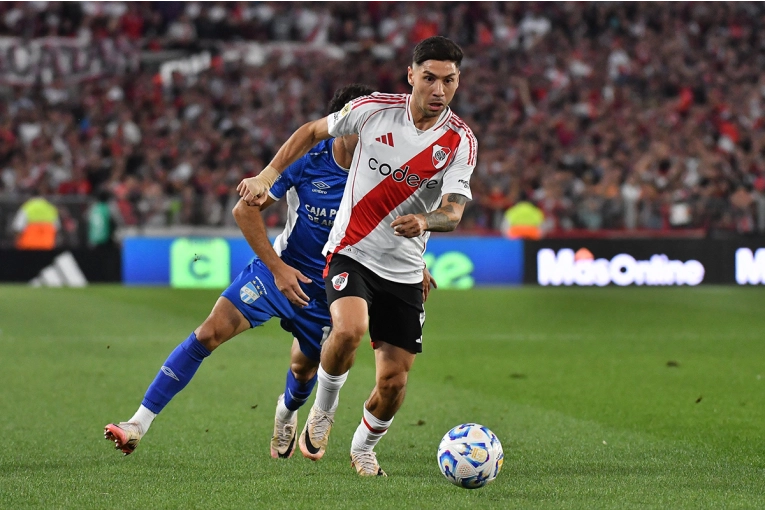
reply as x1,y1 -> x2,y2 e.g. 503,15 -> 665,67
423,251 -> 475,289
170,238 -> 230,288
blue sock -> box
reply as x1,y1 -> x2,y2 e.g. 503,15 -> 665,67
283,369 -> 317,411
141,332 -> 211,414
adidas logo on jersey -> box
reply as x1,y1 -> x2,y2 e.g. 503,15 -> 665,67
375,133 -> 395,147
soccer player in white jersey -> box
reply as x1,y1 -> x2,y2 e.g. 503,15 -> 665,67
238,36 -> 476,476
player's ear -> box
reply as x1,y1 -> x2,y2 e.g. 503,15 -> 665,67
407,66 -> 414,86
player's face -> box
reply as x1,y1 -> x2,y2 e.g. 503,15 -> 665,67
408,60 -> 460,119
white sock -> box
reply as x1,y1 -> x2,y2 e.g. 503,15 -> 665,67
351,404 -> 393,453
314,365 -> 347,412
129,405 -> 157,435
276,396 -> 296,421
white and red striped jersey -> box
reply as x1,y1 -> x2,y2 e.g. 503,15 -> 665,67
324,92 -> 477,284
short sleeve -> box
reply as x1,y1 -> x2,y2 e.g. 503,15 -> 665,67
326,93 -> 381,138
440,131 -> 477,200
269,158 -> 304,201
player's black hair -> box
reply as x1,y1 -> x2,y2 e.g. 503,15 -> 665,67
327,83 -> 375,115
412,36 -> 464,68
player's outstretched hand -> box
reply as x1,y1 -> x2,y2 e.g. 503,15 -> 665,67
237,176 -> 269,206
272,261 -> 312,307
391,214 -> 427,238
422,267 -> 437,302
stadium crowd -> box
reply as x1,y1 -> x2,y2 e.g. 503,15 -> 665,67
1,1 -> 765,239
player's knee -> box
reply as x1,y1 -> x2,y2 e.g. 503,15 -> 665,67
194,321 -> 228,351
376,371 -> 408,400
290,360 -> 318,382
330,322 -> 366,347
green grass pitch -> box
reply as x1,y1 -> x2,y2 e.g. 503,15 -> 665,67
1,285 -> 764,509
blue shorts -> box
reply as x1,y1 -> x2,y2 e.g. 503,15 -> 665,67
221,258 -> 330,361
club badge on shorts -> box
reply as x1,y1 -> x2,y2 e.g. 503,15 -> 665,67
332,272 -> 349,291
240,278 -> 266,305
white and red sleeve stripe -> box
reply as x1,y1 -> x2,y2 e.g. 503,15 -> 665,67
448,116 -> 477,166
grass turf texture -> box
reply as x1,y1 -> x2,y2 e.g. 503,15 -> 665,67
1,285 -> 764,509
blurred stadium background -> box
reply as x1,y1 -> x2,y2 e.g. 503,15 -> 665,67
2,2 -> 765,241
1,1 -> 764,287
3,3 -> 765,508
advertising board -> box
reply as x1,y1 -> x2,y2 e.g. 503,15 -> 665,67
525,239 -> 765,286
122,236 -> 525,288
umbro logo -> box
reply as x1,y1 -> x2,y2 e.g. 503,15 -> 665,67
161,366 -> 180,381
375,133 -> 394,147
312,181 -> 330,194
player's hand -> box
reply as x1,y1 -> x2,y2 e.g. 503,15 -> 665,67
237,176 -> 269,206
272,261 -> 312,307
391,214 -> 428,238
422,267 -> 437,302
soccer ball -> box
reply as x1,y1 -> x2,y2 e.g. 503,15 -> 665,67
437,423 -> 504,489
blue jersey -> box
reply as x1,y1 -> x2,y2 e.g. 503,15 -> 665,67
268,139 -> 348,287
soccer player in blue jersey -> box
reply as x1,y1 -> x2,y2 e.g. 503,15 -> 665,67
104,84 -> 383,459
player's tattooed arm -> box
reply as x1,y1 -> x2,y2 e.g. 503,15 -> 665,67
421,208 -> 454,231
423,194 -> 468,231
391,193 -> 469,237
